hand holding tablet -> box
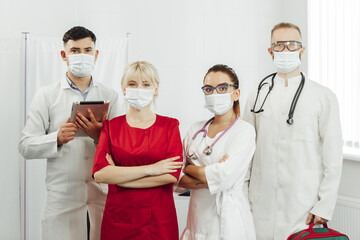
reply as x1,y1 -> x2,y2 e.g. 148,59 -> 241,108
70,101 -> 109,122
70,101 -> 110,138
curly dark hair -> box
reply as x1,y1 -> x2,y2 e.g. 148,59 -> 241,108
63,26 -> 96,44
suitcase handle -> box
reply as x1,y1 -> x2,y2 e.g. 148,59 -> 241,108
309,222 -> 335,233
290,221 -> 337,240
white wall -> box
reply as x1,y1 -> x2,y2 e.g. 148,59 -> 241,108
5,0 -> 359,239
338,159 -> 360,199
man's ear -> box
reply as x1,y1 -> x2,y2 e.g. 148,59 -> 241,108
268,48 -> 274,59
299,46 -> 306,60
301,46 -> 306,55
94,50 -> 99,61
60,50 -> 67,61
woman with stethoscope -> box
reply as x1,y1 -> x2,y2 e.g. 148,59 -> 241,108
179,64 -> 257,240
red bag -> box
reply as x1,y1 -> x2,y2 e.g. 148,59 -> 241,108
287,222 -> 349,240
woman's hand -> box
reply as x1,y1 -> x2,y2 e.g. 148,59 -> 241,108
219,154 -> 229,163
148,156 -> 182,176
106,153 -> 115,166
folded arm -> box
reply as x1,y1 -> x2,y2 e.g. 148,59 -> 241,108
178,173 -> 208,189
94,154 -> 181,185
204,126 -> 256,195
94,164 -> 154,185
117,174 -> 177,188
181,154 -> 229,186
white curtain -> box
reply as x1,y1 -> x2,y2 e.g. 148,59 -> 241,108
308,0 -> 360,155
24,35 -> 128,240
0,37 -> 22,240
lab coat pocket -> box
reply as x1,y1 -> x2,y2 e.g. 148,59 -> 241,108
298,171 -> 321,207
46,159 -> 69,193
285,114 -> 318,142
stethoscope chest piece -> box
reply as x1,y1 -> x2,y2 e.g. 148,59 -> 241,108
192,115 -> 239,157
203,146 -> 213,156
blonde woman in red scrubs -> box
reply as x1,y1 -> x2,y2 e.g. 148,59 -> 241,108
93,61 -> 183,240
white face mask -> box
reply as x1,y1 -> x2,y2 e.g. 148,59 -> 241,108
204,93 -> 233,115
68,53 -> 95,77
273,51 -> 301,73
124,88 -> 154,110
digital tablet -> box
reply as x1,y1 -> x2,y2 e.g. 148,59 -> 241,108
70,101 -> 109,137
70,101 -> 110,122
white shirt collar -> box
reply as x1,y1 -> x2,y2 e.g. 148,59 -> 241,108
274,73 -> 303,87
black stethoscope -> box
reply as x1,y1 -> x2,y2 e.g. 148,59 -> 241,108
251,72 -> 305,125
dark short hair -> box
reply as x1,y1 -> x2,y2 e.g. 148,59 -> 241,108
63,26 -> 96,44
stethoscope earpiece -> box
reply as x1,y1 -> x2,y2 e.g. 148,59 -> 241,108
287,118 -> 294,125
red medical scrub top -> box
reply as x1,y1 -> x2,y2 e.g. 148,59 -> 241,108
93,115 -> 182,240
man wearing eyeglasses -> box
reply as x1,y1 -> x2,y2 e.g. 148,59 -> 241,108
243,22 -> 343,240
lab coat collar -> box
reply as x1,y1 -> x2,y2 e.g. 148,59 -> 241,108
61,73 -> 98,89
274,73 -> 302,87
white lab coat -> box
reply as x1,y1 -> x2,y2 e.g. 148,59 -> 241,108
243,74 -> 343,240
180,119 -> 257,240
18,77 -> 123,240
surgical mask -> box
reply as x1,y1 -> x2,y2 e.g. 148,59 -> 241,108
124,88 -> 154,110
273,51 -> 301,73
204,93 -> 233,115
68,54 -> 95,77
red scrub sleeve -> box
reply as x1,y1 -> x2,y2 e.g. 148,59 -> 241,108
92,119 -> 112,177
165,119 -> 183,180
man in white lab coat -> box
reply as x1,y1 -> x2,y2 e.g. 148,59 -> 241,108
243,22 -> 343,240
19,26 -> 122,240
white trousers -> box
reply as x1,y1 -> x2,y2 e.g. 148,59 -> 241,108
42,180 -> 107,240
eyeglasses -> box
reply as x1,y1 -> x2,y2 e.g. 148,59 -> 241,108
201,83 -> 238,95
271,41 -> 302,52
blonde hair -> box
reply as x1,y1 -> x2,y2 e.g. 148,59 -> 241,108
121,61 -> 160,90
271,22 -> 302,39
